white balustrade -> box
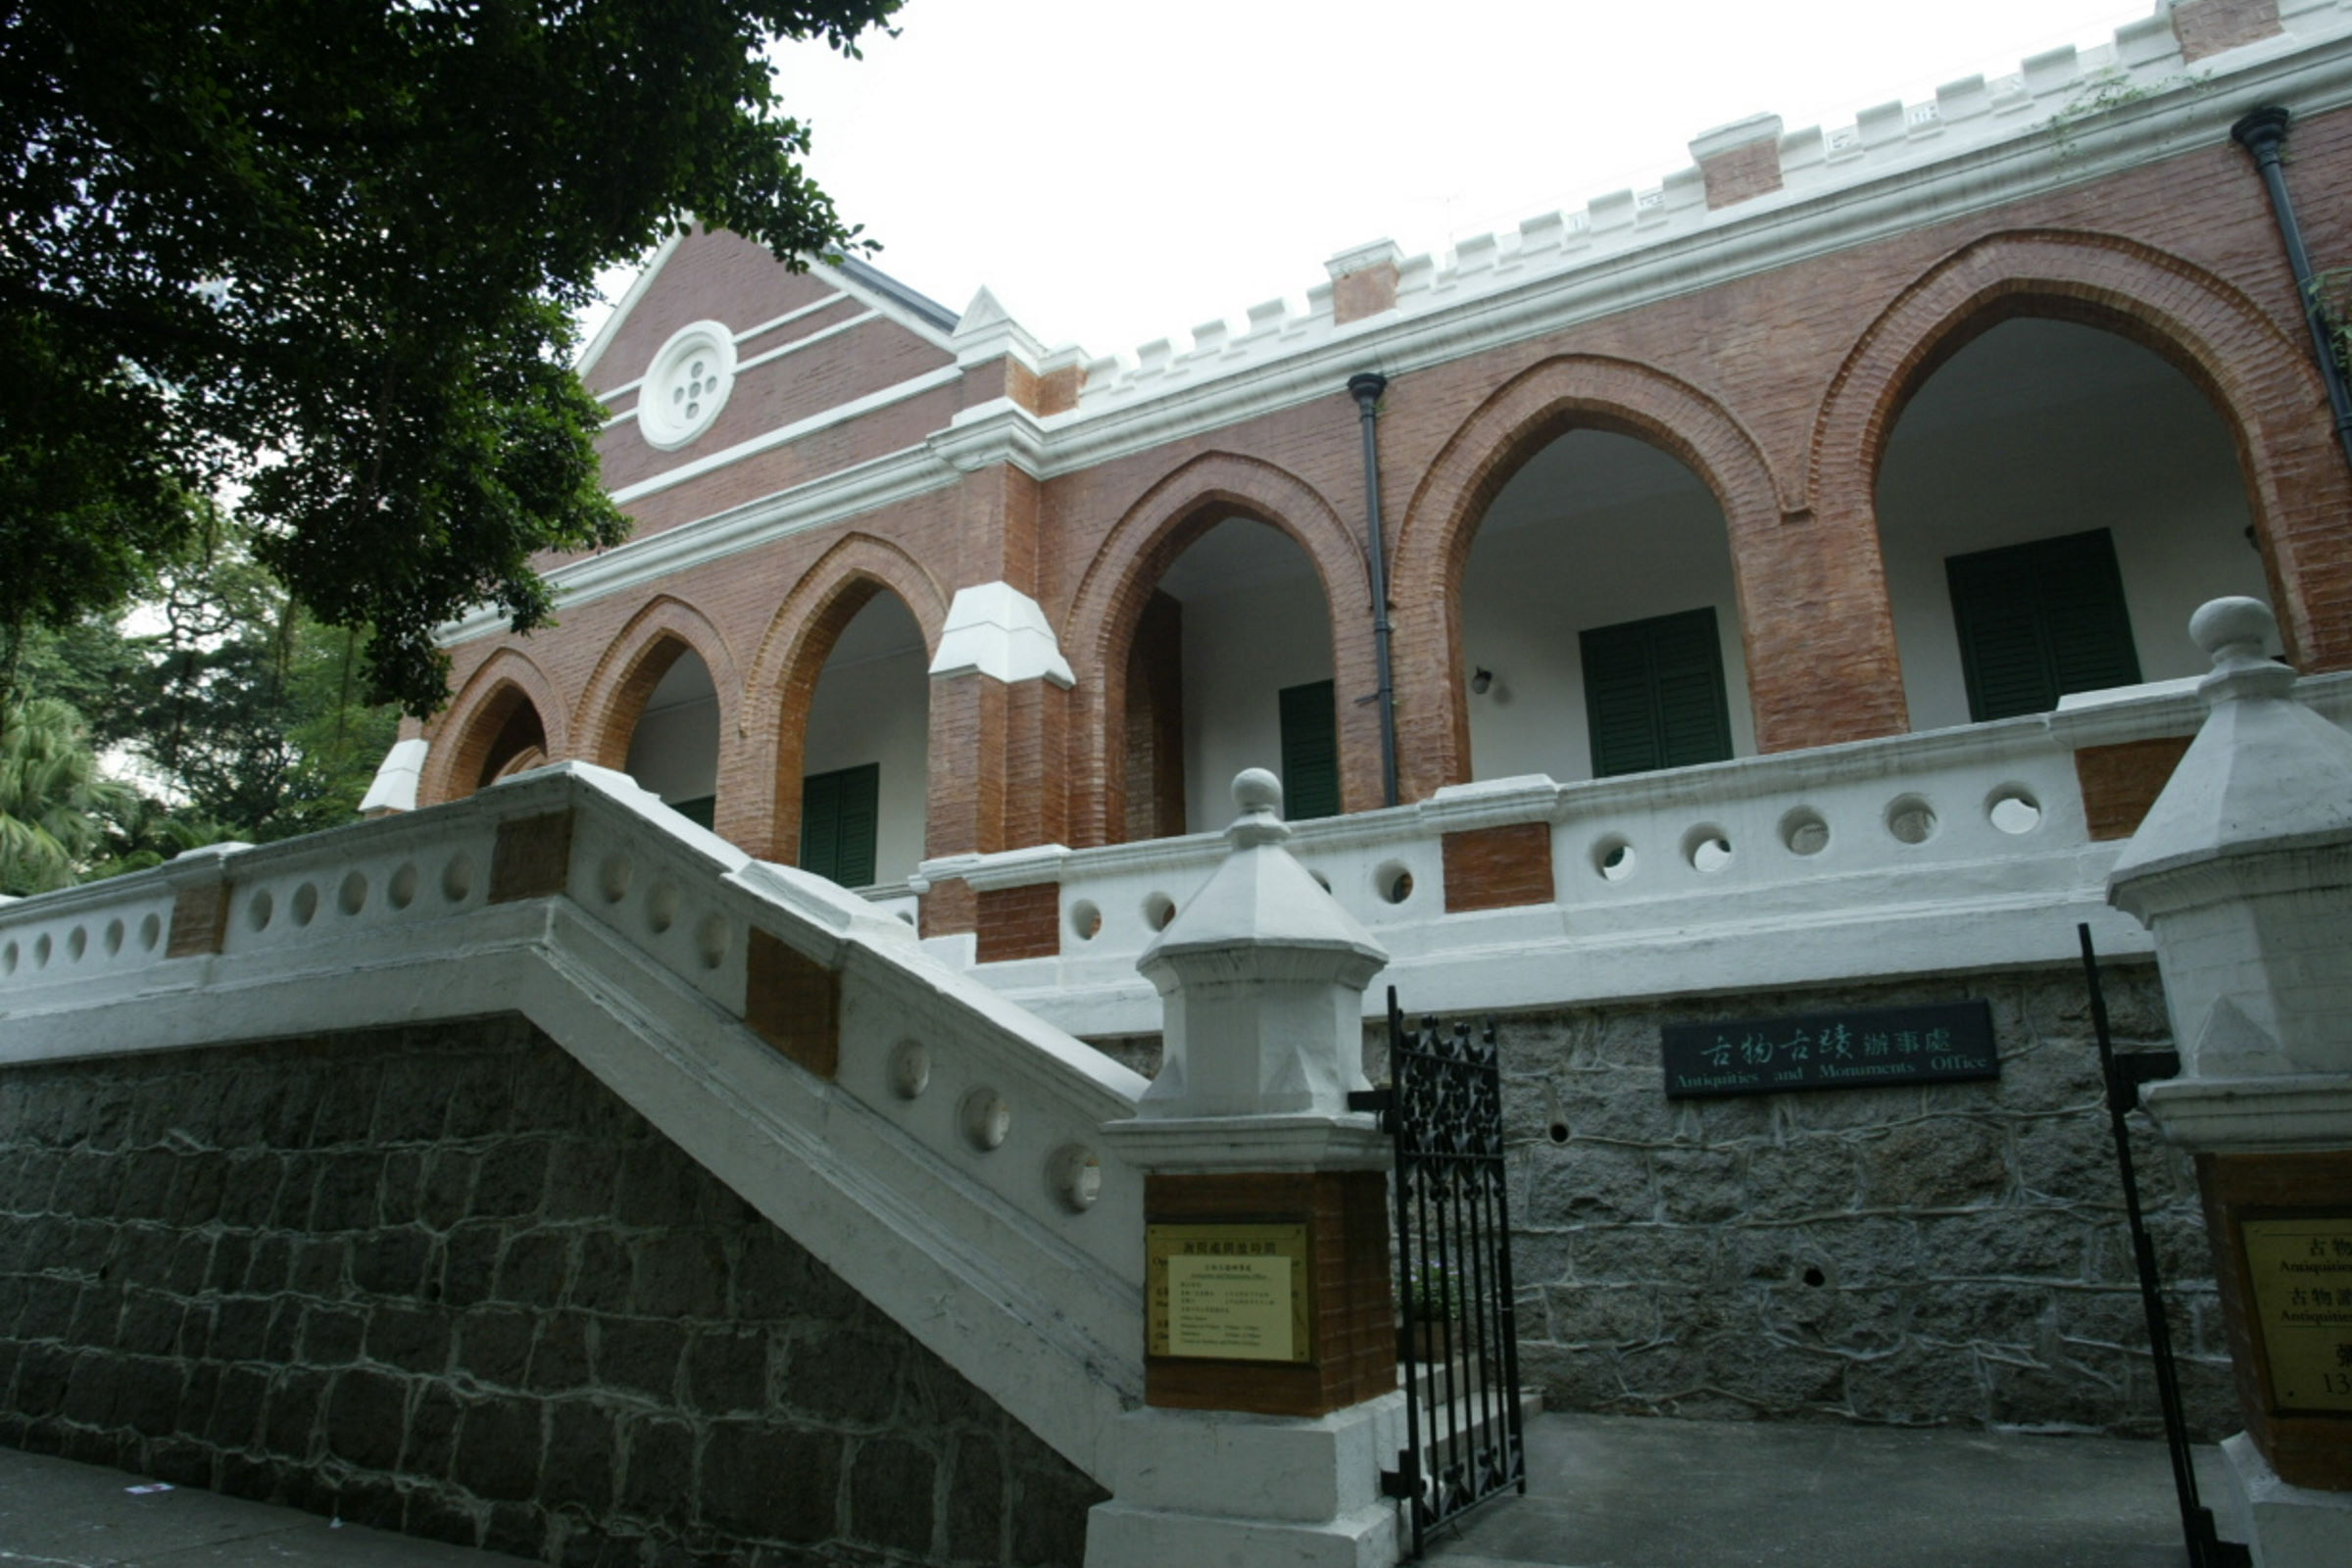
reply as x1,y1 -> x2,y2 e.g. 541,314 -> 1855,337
919,674 -> 2352,1037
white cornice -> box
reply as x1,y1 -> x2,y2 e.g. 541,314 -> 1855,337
1029,33 -> 2352,478
441,439 -> 962,642
449,14 -> 2352,647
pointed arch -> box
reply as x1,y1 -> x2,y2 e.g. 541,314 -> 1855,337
571,595 -> 743,773
742,532 -> 949,863
1389,355 -> 1790,795
1061,451 -> 1368,845
1808,228 -> 2351,669
421,648 -> 569,806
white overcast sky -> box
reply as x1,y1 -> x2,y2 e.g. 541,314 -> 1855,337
599,0 -> 2159,361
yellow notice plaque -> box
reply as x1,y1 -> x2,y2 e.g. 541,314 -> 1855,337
2240,1215 -> 2352,1413
1147,1224 -> 1312,1363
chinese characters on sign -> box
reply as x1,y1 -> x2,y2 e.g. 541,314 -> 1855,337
1146,1224 -> 1313,1364
2238,1216 -> 2352,1413
1660,1002 -> 1998,1099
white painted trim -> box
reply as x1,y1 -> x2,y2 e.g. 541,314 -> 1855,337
731,308 -> 879,373
357,737 -> 428,814
575,227 -> 684,381
439,435 -> 963,643
595,291 -> 858,405
607,364 -> 959,507
732,292 -> 860,352
928,582 -> 1077,688
809,258 -> 959,353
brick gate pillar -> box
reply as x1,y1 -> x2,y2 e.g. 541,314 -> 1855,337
2109,598 -> 2352,1566
1093,769 -> 1403,1568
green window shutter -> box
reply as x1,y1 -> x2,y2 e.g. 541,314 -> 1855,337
798,763 -> 879,886
672,795 -> 716,831
1947,529 -> 2140,722
1278,680 -> 1341,820
1580,608 -> 1734,778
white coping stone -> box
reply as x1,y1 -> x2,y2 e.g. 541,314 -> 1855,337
2056,674 -> 2203,710
1132,770 -> 1388,1121
1690,112 -> 1785,161
357,737 -> 430,814
2111,600 -> 2352,1090
952,284 -> 1047,369
926,581 -> 1077,689
2217,1431 -> 2352,1568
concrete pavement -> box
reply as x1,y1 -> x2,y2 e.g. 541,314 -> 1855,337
0,1412 -> 2243,1566
1423,1411 -> 2243,1568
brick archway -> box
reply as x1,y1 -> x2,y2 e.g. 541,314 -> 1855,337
1061,451 -> 1368,845
1809,227 -> 2351,670
570,595 -> 743,783
1389,356 -> 1792,797
421,649 -> 569,807
744,533 -> 948,864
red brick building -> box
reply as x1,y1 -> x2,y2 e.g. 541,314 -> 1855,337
399,0 -> 2352,1018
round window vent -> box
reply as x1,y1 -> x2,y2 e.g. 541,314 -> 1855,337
637,320 -> 736,450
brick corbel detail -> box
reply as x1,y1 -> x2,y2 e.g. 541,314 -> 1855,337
2171,0 -> 2282,63
489,809 -> 575,904
1442,822 -> 1556,913
2074,737 -> 2194,841
975,882 -> 1059,963
744,928 -> 841,1079
1691,115 -> 1785,211
1327,240 -> 1403,326
166,879 -> 234,959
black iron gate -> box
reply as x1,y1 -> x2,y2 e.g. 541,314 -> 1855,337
1351,989 -> 1526,1557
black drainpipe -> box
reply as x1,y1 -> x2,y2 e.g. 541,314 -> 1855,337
2231,106 -> 2352,476
1348,372 -> 1400,808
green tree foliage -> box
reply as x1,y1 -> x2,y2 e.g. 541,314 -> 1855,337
0,696 -> 133,895
13,521 -> 403,857
0,0 -> 900,715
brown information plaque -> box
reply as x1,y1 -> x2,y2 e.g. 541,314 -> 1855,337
1147,1223 -> 1312,1364
2240,1215 -> 2352,1413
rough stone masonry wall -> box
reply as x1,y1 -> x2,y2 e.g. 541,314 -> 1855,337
0,1016 -> 1102,1567
1484,963 -> 2234,1438
1104,960 -> 2233,1441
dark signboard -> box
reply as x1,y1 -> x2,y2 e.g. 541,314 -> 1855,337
1661,1000 -> 1998,1099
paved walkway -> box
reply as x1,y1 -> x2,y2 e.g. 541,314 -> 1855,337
0,1414 -> 2241,1567
1423,1412 -> 2242,1568
0,1447 -> 501,1566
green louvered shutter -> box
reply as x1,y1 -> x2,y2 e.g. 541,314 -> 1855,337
1278,680 -> 1341,820
1947,529 -> 2140,722
799,763 -> 879,886
671,795 -> 716,830
1580,608 -> 1734,778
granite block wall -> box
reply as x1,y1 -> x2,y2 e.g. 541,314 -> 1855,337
0,1015 -> 1102,1567
1485,963 -> 2232,1437
1097,960 -> 2231,1439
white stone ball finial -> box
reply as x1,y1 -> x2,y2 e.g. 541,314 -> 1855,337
1227,767 -> 1291,848
2191,596 -> 2276,662
2189,596 -> 2293,704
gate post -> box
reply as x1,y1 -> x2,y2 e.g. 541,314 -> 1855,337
2107,599 -> 2352,1566
1091,768 -> 1403,1568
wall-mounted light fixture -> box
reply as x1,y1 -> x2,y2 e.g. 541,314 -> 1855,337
1471,667 -> 1494,696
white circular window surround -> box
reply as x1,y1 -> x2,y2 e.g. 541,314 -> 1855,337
637,320 -> 736,450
